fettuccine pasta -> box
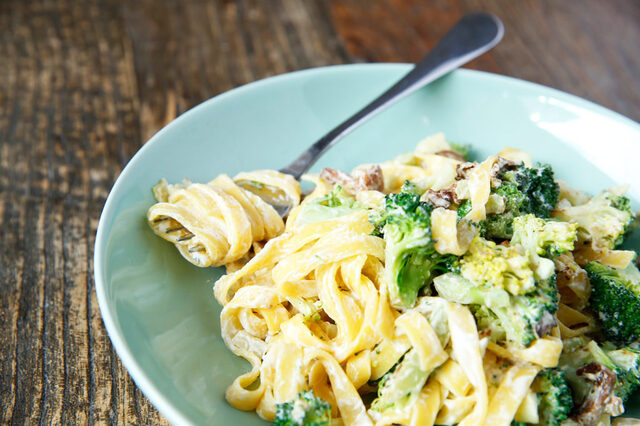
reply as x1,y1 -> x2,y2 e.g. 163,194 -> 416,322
148,171 -> 299,267
147,133 -> 640,425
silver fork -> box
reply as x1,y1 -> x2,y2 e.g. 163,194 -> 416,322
237,12 -> 503,217
158,13 -> 504,248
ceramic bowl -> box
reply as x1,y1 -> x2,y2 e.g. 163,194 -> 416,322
94,64 -> 640,425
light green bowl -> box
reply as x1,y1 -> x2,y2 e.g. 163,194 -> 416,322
94,64 -> 640,425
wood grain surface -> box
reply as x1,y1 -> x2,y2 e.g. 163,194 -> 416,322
1,0 -> 638,423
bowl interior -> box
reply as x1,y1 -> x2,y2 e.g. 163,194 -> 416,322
95,64 -> 640,425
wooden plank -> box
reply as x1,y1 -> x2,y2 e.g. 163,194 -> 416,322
0,192 -> 25,424
2,5 -> 48,422
0,4 -> 21,420
329,0 -> 640,120
0,0 -> 159,422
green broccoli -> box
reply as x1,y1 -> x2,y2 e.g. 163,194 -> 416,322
511,214 -> 578,259
509,214 -> 578,280
457,199 -> 472,221
295,186 -> 362,226
507,164 -> 560,218
370,190 -> 458,310
553,188 -> 634,250
460,236 -> 537,295
433,272 -> 558,347
585,261 -> 640,345
274,390 -> 331,426
399,179 -> 420,194
534,368 -> 573,425
560,338 -> 605,401
482,163 -> 560,240
605,344 -> 640,402
471,304 -> 507,342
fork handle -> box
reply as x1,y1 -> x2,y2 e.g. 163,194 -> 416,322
279,12 -> 503,179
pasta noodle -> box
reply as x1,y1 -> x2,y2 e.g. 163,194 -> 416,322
147,171 -> 299,267
431,207 -> 475,256
147,134 -> 639,425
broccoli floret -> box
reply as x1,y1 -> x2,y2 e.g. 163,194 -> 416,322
399,180 -> 420,194
460,236 -> 537,295
482,164 -> 560,240
371,190 -> 458,309
453,237 -> 559,347
534,368 -> 573,425
370,191 -> 430,233
296,186 -> 362,226
508,164 -> 559,218
511,214 -> 578,259
553,189 -> 634,250
482,212 -> 516,241
482,182 -> 525,240
586,261 -> 640,345
606,345 -> 640,402
274,390 -> 331,426
509,214 -> 578,280
434,272 -> 558,347
471,304 -> 507,342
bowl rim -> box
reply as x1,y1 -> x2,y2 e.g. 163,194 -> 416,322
93,63 -> 640,425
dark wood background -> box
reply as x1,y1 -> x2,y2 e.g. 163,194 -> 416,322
1,0 -> 638,423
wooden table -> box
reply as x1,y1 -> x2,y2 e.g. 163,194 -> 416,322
1,0 -> 638,423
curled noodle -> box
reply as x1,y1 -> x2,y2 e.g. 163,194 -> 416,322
147,171 -> 299,267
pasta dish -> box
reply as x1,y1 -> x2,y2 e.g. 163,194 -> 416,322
147,133 -> 640,425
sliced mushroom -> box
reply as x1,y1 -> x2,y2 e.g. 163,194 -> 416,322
572,362 -> 619,425
320,165 -> 383,192
422,187 -> 460,209
456,162 -> 476,180
489,156 -> 518,188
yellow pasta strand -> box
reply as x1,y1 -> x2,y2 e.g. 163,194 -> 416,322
148,171 -> 298,267
514,389 -> 539,424
345,349 -> 371,390
485,364 -> 540,426
409,380 -> 441,426
304,348 -> 373,425
395,311 -> 447,372
446,302 -> 488,426
431,207 -> 475,256
434,359 -> 471,398
465,156 -> 495,222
